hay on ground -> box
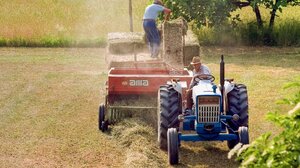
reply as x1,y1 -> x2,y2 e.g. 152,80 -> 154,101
111,118 -> 167,167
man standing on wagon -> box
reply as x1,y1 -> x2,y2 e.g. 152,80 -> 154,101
143,0 -> 171,58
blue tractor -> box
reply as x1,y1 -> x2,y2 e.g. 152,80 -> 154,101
157,56 -> 249,165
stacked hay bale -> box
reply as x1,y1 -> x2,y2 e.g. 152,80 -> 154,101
106,19 -> 200,69
162,19 -> 187,66
162,18 -> 200,67
107,32 -> 146,55
106,32 -> 151,68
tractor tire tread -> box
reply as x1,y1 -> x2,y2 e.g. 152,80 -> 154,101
158,85 -> 182,150
227,84 -> 249,130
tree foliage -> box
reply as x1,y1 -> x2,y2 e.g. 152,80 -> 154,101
158,0 -> 300,45
230,77 -> 300,167
160,0 -> 238,27
160,0 -> 300,29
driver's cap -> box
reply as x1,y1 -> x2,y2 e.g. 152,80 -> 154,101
190,56 -> 201,65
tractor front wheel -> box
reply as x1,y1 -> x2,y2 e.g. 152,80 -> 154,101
239,126 -> 249,145
167,128 -> 179,165
158,84 -> 182,150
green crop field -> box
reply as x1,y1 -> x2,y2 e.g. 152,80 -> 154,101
0,47 -> 299,167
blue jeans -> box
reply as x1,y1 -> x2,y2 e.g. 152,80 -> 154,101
143,20 -> 160,57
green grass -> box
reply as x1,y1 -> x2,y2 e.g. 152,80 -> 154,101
0,47 -> 299,167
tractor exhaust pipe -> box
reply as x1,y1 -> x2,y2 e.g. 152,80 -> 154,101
220,55 -> 225,113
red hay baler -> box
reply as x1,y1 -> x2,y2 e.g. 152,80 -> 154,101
98,59 -> 192,131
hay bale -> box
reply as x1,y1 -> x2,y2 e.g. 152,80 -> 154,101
183,30 -> 200,66
162,20 -> 184,66
167,17 -> 188,36
107,32 -> 146,55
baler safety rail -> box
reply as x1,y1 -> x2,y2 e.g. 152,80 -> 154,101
109,59 -> 185,72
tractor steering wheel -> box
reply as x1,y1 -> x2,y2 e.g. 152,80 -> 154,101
193,74 -> 215,82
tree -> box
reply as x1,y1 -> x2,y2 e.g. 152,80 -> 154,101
263,0 -> 300,30
161,0 -> 299,30
161,0 -> 238,27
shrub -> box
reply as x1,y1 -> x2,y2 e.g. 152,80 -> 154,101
229,77 -> 300,167
40,36 -> 73,47
0,37 -> 6,47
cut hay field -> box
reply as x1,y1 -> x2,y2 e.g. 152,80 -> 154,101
0,47 -> 299,167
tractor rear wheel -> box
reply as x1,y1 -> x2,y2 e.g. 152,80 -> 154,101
158,84 -> 182,150
227,84 -> 249,149
168,128 -> 179,165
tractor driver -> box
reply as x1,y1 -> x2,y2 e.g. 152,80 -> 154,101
185,56 -> 212,114
143,0 -> 171,58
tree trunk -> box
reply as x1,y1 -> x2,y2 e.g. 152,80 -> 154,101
269,0 -> 279,30
269,8 -> 277,30
129,0 -> 133,32
254,5 -> 263,28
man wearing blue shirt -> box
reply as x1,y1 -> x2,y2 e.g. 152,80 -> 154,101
143,0 -> 171,58
186,56 -> 212,114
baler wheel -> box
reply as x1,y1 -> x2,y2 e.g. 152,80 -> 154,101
227,84 -> 249,149
98,104 -> 107,132
158,84 -> 182,150
238,126 -> 249,144
167,128 -> 179,165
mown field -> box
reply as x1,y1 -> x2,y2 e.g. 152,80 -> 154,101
0,47 -> 299,167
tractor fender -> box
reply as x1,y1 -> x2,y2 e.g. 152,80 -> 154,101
168,80 -> 183,95
224,81 -> 235,95
223,81 -> 235,112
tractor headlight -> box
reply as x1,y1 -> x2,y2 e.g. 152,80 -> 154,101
232,114 -> 240,121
